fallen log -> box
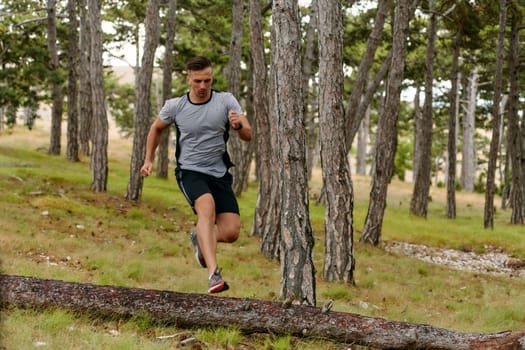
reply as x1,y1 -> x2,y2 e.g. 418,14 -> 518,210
1,274 -> 524,349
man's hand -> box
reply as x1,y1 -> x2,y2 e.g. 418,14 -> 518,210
228,110 -> 243,130
140,161 -> 153,177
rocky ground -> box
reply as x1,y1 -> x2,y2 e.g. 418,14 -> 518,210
384,240 -> 525,278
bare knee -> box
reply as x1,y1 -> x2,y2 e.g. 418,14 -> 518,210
216,213 -> 240,243
220,226 -> 239,243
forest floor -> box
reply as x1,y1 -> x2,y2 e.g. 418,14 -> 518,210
384,240 -> 525,278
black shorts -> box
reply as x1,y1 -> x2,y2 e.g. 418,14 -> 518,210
175,169 -> 239,215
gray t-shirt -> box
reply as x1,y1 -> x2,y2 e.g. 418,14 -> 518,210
159,90 -> 242,177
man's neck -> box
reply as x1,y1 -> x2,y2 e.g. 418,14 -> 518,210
189,90 -> 211,104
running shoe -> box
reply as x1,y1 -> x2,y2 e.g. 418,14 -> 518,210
190,230 -> 207,268
208,268 -> 230,293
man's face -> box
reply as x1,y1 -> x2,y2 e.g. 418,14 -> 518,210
187,67 -> 213,101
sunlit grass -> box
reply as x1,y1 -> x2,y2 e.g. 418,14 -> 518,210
1,126 -> 524,349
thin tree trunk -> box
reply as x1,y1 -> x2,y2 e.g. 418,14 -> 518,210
345,0 -> 392,149
318,0 -> 354,284
251,0 -> 281,262
412,84 -> 422,182
302,0 -> 318,180
484,0 -> 507,229
156,0 -> 178,179
66,0 -> 80,162
126,0 -> 160,201
461,68 -> 478,192
356,97 -> 370,176
272,0 -> 316,305
446,29 -> 461,219
3,275 -> 525,350
507,6 -> 523,224
410,1 -> 436,218
361,0 -> 412,245
89,0 -> 108,192
47,0 -> 63,156
228,0 -> 252,195
79,0 -> 92,157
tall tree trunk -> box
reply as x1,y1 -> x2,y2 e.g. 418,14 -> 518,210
410,1 -> 436,218
318,0 -> 355,284
507,6 -> 523,224
446,29 -> 461,219
272,0 -> 316,305
250,0 -> 281,262
126,0 -> 160,201
412,84 -> 422,182
79,0 -> 92,157
47,0 -> 63,156
484,0 -> 507,229
356,95 -> 370,176
66,0 -> 80,162
228,0 -> 251,195
89,0 -> 108,192
360,0 -> 412,246
345,0 -> 392,149
156,0 -> 178,179
302,0 -> 318,180
461,68 -> 478,192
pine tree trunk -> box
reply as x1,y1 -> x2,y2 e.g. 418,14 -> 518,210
356,99 -> 370,176
484,0 -> 507,229
412,84 -> 422,181
361,0 -> 411,246
410,3 -> 436,218
250,0 -> 281,263
47,0 -> 63,156
66,0 -> 80,162
126,0 -> 160,201
79,0 -> 92,157
318,0 -> 354,284
272,0 -> 316,305
89,0 -> 108,192
227,0 -> 253,196
3,274 -> 525,349
461,69 -> 478,192
345,0 -> 392,149
446,30 -> 461,219
507,8 -> 523,224
156,0 -> 178,179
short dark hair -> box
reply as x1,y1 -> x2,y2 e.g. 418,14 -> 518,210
186,56 -> 212,71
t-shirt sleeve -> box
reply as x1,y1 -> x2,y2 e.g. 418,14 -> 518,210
159,98 -> 177,124
225,93 -> 242,113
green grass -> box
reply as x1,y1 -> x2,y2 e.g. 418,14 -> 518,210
1,126 -> 524,349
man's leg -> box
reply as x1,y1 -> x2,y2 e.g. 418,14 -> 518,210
193,193 -> 219,277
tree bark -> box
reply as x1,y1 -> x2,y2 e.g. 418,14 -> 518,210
318,0 -> 355,284
272,0 -> 316,305
79,0 -> 93,157
461,68 -> 478,193
66,0 -> 80,162
345,0 -> 392,149
47,0 -> 63,156
89,0 -> 108,192
126,0 -> 160,201
361,0 -> 412,245
507,6 -> 523,224
156,0 -> 178,179
252,0 -> 281,262
228,0 -> 253,196
484,0 -> 507,229
410,1 -> 436,218
446,29 -> 461,219
2,275 -> 524,350
302,0 -> 318,180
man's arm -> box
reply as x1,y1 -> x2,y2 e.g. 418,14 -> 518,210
140,117 -> 170,176
228,110 -> 252,141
